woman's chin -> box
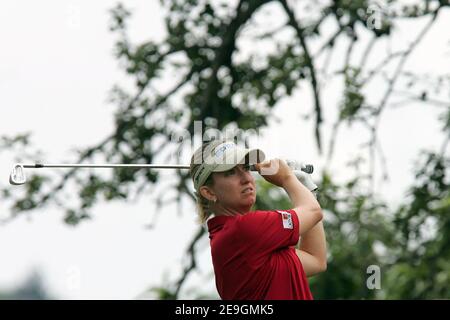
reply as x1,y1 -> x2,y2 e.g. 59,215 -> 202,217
242,197 -> 256,207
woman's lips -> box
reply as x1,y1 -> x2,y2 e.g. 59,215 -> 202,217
242,187 -> 254,194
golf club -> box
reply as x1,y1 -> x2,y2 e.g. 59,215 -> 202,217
9,160 -> 314,185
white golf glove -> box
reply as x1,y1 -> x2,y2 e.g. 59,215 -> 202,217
294,171 -> 318,192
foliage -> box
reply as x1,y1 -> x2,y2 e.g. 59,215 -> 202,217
0,271 -> 53,300
1,0 -> 449,299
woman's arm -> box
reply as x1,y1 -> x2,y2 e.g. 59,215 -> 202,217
282,175 -> 323,235
295,221 -> 327,277
256,159 -> 323,235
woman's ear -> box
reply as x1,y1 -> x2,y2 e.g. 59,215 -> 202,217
199,185 -> 216,202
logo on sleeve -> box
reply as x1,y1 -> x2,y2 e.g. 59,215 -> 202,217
277,210 -> 293,229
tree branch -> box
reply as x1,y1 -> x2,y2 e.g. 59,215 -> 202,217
198,0 -> 273,125
279,0 -> 323,153
173,226 -> 206,298
368,7 -> 442,195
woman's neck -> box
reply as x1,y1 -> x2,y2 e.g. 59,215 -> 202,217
212,203 -> 251,217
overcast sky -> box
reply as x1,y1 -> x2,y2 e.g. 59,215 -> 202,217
0,1 -> 448,299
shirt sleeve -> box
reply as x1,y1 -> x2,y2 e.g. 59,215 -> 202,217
236,209 -> 300,262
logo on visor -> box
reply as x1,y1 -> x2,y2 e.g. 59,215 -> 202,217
213,143 -> 235,159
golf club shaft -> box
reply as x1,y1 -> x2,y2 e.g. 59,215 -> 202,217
19,161 -> 313,173
9,161 -> 314,185
21,163 -> 190,169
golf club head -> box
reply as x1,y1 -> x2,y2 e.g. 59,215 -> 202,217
9,164 -> 26,185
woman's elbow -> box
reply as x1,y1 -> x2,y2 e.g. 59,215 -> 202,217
313,206 -> 323,224
310,259 -> 327,276
318,260 -> 327,273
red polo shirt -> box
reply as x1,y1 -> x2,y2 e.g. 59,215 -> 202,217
207,209 -> 313,300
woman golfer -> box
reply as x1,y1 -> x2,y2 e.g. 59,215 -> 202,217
190,140 -> 327,300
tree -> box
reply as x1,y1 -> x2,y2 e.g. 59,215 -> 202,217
1,0 -> 449,299
0,270 -> 54,300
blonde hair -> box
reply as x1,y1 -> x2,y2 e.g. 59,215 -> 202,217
189,140 -> 223,223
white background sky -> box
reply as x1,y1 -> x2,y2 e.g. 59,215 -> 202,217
0,1 -> 448,299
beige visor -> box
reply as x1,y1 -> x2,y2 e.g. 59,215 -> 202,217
193,141 -> 265,191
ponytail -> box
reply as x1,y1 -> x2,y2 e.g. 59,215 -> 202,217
190,140 -> 223,223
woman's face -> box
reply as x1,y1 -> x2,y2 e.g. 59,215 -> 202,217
207,164 -> 257,214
